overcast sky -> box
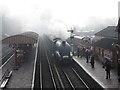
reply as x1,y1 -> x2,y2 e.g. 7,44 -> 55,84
1,0 -> 120,39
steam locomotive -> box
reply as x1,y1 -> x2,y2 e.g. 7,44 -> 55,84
53,38 -> 73,63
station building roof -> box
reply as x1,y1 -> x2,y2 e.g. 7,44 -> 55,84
2,32 -> 39,44
94,38 -> 117,51
95,26 -> 117,39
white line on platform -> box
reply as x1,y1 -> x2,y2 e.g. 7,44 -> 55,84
31,36 -> 39,90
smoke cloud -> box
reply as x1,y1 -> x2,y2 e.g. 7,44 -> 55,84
2,9 -> 23,38
21,9 -> 70,40
73,16 -> 117,37
1,0 -> 119,40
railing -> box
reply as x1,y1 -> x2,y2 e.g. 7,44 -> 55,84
0,69 -> 12,89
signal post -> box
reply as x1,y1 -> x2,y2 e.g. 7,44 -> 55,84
67,29 -> 74,55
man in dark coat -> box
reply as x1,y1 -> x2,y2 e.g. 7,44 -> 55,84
90,55 -> 95,68
105,60 -> 111,79
77,47 -> 80,57
85,49 -> 90,63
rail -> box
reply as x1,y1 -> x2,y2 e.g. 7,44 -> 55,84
40,61 -> 42,89
54,64 -> 65,89
62,69 -> 75,90
72,68 -> 90,90
44,38 -> 65,89
39,38 -> 42,89
44,46 -> 57,90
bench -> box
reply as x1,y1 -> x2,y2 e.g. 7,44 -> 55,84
0,70 -> 13,89
5,71 -> 12,79
0,79 -> 9,89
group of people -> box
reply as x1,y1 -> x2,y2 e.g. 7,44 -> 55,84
77,47 -> 95,68
77,47 -> 120,82
77,47 -> 112,79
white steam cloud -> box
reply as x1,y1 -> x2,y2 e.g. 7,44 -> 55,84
1,0 -> 119,40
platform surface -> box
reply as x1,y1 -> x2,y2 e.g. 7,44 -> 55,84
6,47 -> 36,89
73,56 -> 120,90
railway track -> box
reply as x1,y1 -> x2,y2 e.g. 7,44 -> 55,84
33,36 -> 103,90
54,64 -> 72,89
62,67 -> 90,90
45,36 -> 104,90
44,37 -> 90,90
41,38 -> 54,88
44,36 -> 64,89
34,37 -> 55,89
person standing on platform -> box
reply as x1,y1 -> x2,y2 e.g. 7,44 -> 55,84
82,47 -> 85,57
118,59 -> 120,82
77,47 -> 80,57
85,49 -> 90,63
105,60 -> 111,79
90,55 -> 95,68
80,48 -> 83,58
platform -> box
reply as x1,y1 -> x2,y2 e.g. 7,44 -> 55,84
73,56 -> 120,90
6,47 -> 36,89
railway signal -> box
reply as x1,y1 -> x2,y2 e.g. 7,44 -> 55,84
67,28 -> 74,55
67,30 -> 73,33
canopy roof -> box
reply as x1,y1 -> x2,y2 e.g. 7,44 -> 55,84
2,32 -> 39,44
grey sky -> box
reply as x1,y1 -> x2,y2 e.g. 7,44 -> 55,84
1,0 -> 120,39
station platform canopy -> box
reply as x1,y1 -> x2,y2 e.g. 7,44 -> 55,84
2,32 -> 39,44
